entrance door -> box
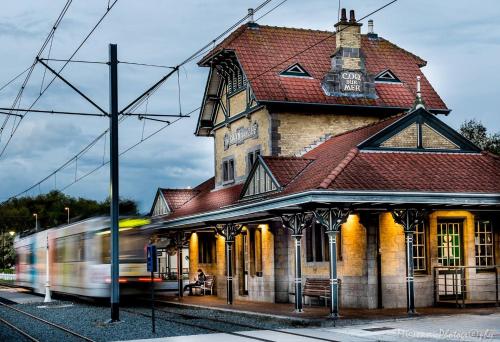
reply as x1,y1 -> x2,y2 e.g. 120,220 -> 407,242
436,219 -> 465,300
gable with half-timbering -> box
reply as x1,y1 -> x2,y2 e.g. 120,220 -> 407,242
359,107 -> 480,152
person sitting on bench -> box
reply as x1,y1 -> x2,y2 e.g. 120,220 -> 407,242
183,269 -> 206,295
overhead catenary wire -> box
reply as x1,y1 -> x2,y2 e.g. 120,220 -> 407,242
2,0 -> 290,201
0,0 -> 119,160
248,0 -> 398,83
0,0 -> 73,136
0,65 -> 34,94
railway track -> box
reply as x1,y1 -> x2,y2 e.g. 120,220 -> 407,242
0,301 -> 95,342
124,300 -> 339,342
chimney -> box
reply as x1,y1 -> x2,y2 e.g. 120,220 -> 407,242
367,19 -> 378,40
247,8 -> 259,28
334,8 -> 362,55
322,8 -> 377,99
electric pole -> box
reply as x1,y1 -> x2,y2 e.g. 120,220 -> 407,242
109,43 -> 120,322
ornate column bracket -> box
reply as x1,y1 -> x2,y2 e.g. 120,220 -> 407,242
280,212 -> 315,236
215,223 -> 243,305
280,212 -> 315,313
314,208 -> 351,232
391,209 -> 426,315
215,223 -> 243,242
314,208 -> 350,319
391,209 -> 425,233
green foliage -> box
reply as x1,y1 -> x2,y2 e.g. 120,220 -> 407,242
0,232 -> 16,269
0,190 -> 139,235
460,119 -> 500,155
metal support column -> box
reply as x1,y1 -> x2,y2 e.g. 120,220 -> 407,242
327,231 -> 339,317
177,246 -> 183,298
315,208 -> 350,318
281,213 -> 315,313
109,43 -> 120,322
215,223 -> 243,305
292,234 -> 303,312
392,209 -> 424,316
226,240 -> 234,304
405,231 -> 415,314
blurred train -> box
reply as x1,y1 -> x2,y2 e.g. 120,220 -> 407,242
14,216 -> 158,297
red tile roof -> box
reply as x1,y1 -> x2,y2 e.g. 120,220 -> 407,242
160,189 -> 200,211
200,24 -> 447,111
158,117 -> 499,222
330,151 -> 500,193
262,156 -> 314,187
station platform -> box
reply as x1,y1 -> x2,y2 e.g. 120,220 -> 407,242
156,293 -> 500,325
0,284 -> 44,304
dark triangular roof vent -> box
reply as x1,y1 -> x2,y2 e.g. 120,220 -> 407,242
280,63 -> 311,77
375,69 -> 401,83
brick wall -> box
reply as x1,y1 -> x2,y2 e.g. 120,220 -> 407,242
422,124 -> 459,149
275,112 -> 379,156
381,123 -> 418,148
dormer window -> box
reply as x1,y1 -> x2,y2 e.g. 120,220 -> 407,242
375,69 -> 401,83
280,63 -> 311,78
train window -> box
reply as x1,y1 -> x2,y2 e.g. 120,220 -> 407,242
55,234 -> 86,262
99,232 -> 148,264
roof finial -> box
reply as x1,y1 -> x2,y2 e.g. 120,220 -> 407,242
413,75 -> 426,110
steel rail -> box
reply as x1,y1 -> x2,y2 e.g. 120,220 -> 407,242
0,301 -> 96,342
122,307 -> 275,342
0,316 -> 40,342
153,303 -> 340,342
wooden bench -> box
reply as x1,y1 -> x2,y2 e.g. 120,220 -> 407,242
303,278 -> 330,306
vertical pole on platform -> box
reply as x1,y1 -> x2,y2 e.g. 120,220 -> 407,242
405,213 -> 415,315
226,240 -> 233,304
327,231 -> 338,318
109,43 -> 120,322
177,243 -> 183,298
293,233 -> 303,312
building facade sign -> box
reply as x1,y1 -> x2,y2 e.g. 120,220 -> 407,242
224,121 -> 259,150
340,71 -> 363,92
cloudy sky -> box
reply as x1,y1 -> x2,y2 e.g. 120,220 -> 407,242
0,0 -> 499,213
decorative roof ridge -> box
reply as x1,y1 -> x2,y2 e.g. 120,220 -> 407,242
482,150 -> 500,161
359,150 -> 483,155
262,155 -> 315,161
160,188 -> 199,192
319,147 -> 359,189
376,37 -> 427,67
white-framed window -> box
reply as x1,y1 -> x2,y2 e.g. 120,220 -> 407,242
475,219 -> 494,267
413,222 -> 426,272
222,159 -> 235,183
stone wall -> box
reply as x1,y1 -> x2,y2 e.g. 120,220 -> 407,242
213,108 -> 271,186
274,113 -> 379,156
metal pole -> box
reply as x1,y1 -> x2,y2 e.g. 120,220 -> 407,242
293,235 -> 303,312
109,43 -> 120,322
327,231 -> 339,318
405,230 -> 416,314
44,231 -> 51,302
1,228 -> 4,271
151,270 -> 155,333
177,246 -> 183,298
226,240 -> 233,304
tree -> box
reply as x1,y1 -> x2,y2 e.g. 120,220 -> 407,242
460,119 -> 500,155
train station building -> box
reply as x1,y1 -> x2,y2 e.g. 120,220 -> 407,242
150,9 -> 500,316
